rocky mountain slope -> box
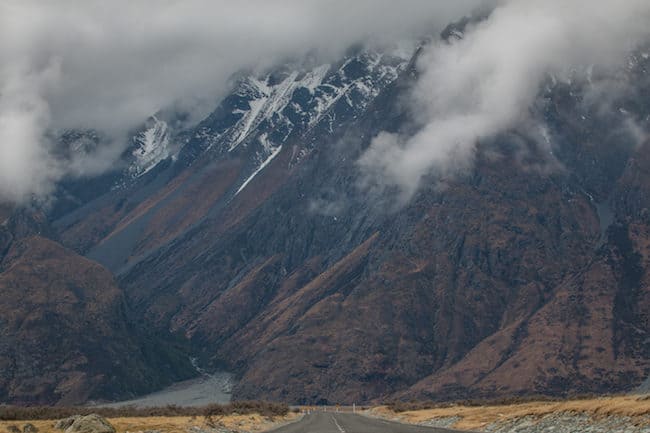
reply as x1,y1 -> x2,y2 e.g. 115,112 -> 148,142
0,209 -> 195,405
2,36 -> 649,405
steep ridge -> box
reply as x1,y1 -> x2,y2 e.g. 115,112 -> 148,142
42,41 -> 650,404
405,139 -> 650,401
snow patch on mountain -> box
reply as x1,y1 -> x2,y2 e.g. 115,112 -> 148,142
229,52 -> 410,195
301,64 -> 331,94
175,48 -> 413,198
198,52 -> 406,152
227,69 -> 325,152
235,136 -> 283,196
129,116 -> 172,177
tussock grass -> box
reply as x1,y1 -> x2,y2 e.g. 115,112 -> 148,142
0,413 -> 296,433
375,395 -> 650,431
385,394 -> 609,412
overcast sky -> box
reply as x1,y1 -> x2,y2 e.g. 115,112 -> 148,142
1,0 -> 649,203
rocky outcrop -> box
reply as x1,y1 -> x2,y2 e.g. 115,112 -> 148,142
64,415 -> 115,433
22,424 -> 37,433
55,417 -> 81,430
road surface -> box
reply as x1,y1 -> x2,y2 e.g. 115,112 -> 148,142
268,412 -> 463,433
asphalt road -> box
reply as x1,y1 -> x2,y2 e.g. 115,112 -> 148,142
268,412 -> 463,433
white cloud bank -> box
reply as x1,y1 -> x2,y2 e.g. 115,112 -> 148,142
359,0 -> 650,200
2,0 -> 649,204
0,0 -> 487,203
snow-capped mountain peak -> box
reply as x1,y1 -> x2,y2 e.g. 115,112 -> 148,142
173,49 -> 412,196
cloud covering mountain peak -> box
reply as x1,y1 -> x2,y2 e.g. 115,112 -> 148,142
360,0 -> 650,199
1,0 -> 648,203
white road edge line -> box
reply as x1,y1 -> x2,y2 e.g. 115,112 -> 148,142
332,415 -> 346,433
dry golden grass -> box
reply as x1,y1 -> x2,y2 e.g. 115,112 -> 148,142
370,395 -> 650,431
0,413 -> 299,433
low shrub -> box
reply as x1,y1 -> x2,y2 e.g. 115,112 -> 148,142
385,394 -> 610,412
0,401 -> 289,421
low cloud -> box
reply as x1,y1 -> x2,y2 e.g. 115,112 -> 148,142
0,58 -> 62,202
359,0 -> 650,200
0,0 -> 487,203
5,1 -> 647,204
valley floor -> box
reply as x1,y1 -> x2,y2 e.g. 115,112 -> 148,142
4,396 -> 649,433
368,395 -> 650,432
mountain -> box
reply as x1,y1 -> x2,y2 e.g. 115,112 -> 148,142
2,38 -> 649,405
0,209 -> 195,405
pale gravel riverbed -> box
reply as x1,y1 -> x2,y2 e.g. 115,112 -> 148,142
99,372 -> 233,408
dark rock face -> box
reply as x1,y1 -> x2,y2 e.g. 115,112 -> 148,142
4,44 -> 650,405
0,211 -> 195,405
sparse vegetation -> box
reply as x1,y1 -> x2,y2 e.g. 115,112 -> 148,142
0,401 -> 288,421
385,393 -> 611,412
376,395 -> 650,431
